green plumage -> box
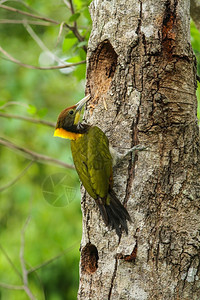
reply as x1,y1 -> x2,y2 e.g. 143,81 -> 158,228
71,126 -> 112,201
71,126 -> 131,236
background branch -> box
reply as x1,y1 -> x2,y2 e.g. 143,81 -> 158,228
0,161 -> 34,192
20,217 -> 36,300
0,3 -> 87,52
28,242 -> 79,274
69,0 -> 75,15
0,282 -> 24,290
69,0 -> 77,30
0,244 -> 22,279
0,19 -> 52,25
0,112 -> 55,127
23,22 -> 64,65
0,101 -> 29,110
0,4 -> 59,25
0,0 -> 43,15
0,138 -> 75,169
0,46 -> 86,70
62,0 -> 87,51
56,21 -> 65,47
63,0 -> 70,10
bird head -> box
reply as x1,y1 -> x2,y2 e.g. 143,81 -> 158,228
54,94 -> 90,140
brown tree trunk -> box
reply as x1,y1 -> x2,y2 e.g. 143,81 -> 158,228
78,0 -> 200,299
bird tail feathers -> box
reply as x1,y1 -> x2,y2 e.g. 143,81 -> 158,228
97,189 -> 131,237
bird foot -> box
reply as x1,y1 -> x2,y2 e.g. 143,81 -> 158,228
111,144 -> 147,167
124,144 -> 147,158
124,144 -> 147,163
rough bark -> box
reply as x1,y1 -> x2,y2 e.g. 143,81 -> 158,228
78,0 -> 200,299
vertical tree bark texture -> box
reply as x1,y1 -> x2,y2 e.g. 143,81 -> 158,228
78,1 -> 200,299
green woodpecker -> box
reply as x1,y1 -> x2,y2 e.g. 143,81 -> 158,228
54,95 -> 132,236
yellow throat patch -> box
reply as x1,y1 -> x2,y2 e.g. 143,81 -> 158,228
54,128 -> 83,140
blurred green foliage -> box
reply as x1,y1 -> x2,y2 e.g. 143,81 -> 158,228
191,20 -> 200,120
0,2 -> 200,299
0,0 -> 91,299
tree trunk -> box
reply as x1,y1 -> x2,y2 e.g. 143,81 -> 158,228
78,0 -> 200,299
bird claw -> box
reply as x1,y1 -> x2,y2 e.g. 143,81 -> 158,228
124,144 -> 147,158
127,144 -> 147,153
112,144 -> 147,167
129,145 -> 147,162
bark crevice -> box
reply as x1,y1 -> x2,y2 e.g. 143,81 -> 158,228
81,243 -> 99,274
108,257 -> 118,300
86,40 -> 118,105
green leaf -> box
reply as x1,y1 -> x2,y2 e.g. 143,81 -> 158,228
63,37 -> 77,52
73,0 -> 85,10
27,104 -> 37,115
0,100 -> 6,108
190,21 -> 200,51
76,41 -> 88,48
77,48 -> 86,61
65,31 -> 76,39
82,7 -> 92,24
81,30 -> 90,42
37,107 -> 48,118
66,56 -> 82,63
69,13 -> 80,22
73,63 -> 86,81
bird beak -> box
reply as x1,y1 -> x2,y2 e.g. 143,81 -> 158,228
75,94 -> 90,112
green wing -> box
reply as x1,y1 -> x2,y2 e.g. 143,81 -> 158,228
71,132 -> 97,199
71,126 -> 112,201
87,126 -> 112,198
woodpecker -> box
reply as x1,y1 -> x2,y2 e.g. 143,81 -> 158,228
54,95 -> 132,236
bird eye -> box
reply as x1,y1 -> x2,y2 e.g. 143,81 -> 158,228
69,110 -> 74,115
